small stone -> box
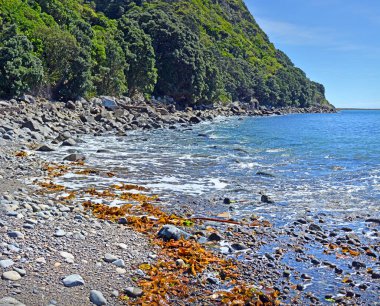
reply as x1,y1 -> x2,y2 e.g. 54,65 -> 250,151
157,225 -> 191,241
37,145 -> 55,152
301,273 -> 312,280
36,257 -> 46,264
223,198 -> 231,204
260,194 -> 274,204
175,259 -> 186,267
54,229 -> 66,237
112,259 -> 125,268
60,251 -> 74,261
103,253 -> 118,263
62,274 -> 85,287
309,223 -> 322,232
7,231 -> 24,239
116,268 -> 126,274
63,154 -> 85,162
13,268 -> 26,276
2,271 -> 21,281
89,290 -> 107,305
352,261 -> 366,269
117,243 -> 128,250
208,232 -> 224,242
283,270 -> 291,277
0,259 -> 14,269
231,243 -> 248,250
0,297 -> 25,306
62,138 -> 77,147
124,287 -> 143,298
371,272 -> 380,279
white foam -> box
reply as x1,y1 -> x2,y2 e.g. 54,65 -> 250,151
209,178 -> 228,189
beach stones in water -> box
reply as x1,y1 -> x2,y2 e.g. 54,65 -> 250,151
36,144 -> 55,152
89,290 -> 107,305
63,153 -> 85,162
352,261 -> 366,269
124,287 -> 143,298
2,271 -> 22,281
309,223 -> 322,232
231,243 -> 248,251
260,194 -> 274,204
62,274 -> 85,287
157,224 -> 191,241
61,138 -> 76,147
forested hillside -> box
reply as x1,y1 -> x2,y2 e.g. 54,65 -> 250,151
0,0 -> 331,108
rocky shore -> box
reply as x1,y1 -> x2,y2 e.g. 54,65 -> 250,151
0,95 -> 335,143
4,96 -> 379,306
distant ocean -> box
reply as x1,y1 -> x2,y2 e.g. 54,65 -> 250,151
46,110 -> 380,230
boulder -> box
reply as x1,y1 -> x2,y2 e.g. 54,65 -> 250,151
101,96 -> 118,110
19,94 -> 36,104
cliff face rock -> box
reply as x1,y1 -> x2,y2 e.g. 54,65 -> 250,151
0,0 -> 332,108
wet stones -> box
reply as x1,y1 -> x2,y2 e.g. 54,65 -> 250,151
63,154 -> 85,162
352,261 -> 366,269
309,223 -> 322,232
36,144 -> 55,152
260,194 -> 274,204
61,138 -> 77,147
231,243 -> 248,251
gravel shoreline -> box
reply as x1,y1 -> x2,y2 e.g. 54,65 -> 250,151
3,97 -> 379,305
0,144 -> 156,305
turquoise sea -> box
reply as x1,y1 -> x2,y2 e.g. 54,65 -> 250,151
48,110 -> 380,228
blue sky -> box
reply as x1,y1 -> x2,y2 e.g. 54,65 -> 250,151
245,0 -> 380,108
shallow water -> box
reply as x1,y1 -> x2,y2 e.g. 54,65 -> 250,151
43,110 -> 380,229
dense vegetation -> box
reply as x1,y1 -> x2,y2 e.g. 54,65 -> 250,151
0,0 -> 331,107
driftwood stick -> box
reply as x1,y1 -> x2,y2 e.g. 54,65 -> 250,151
190,217 -> 242,225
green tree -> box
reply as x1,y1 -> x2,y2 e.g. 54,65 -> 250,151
118,17 -> 156,97
0,24 -> 43,98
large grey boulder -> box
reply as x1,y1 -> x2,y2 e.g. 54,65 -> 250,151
157,225 -> 191,241
101,96 -> 118,110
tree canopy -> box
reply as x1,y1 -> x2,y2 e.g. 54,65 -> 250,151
0,0 -> 331,108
